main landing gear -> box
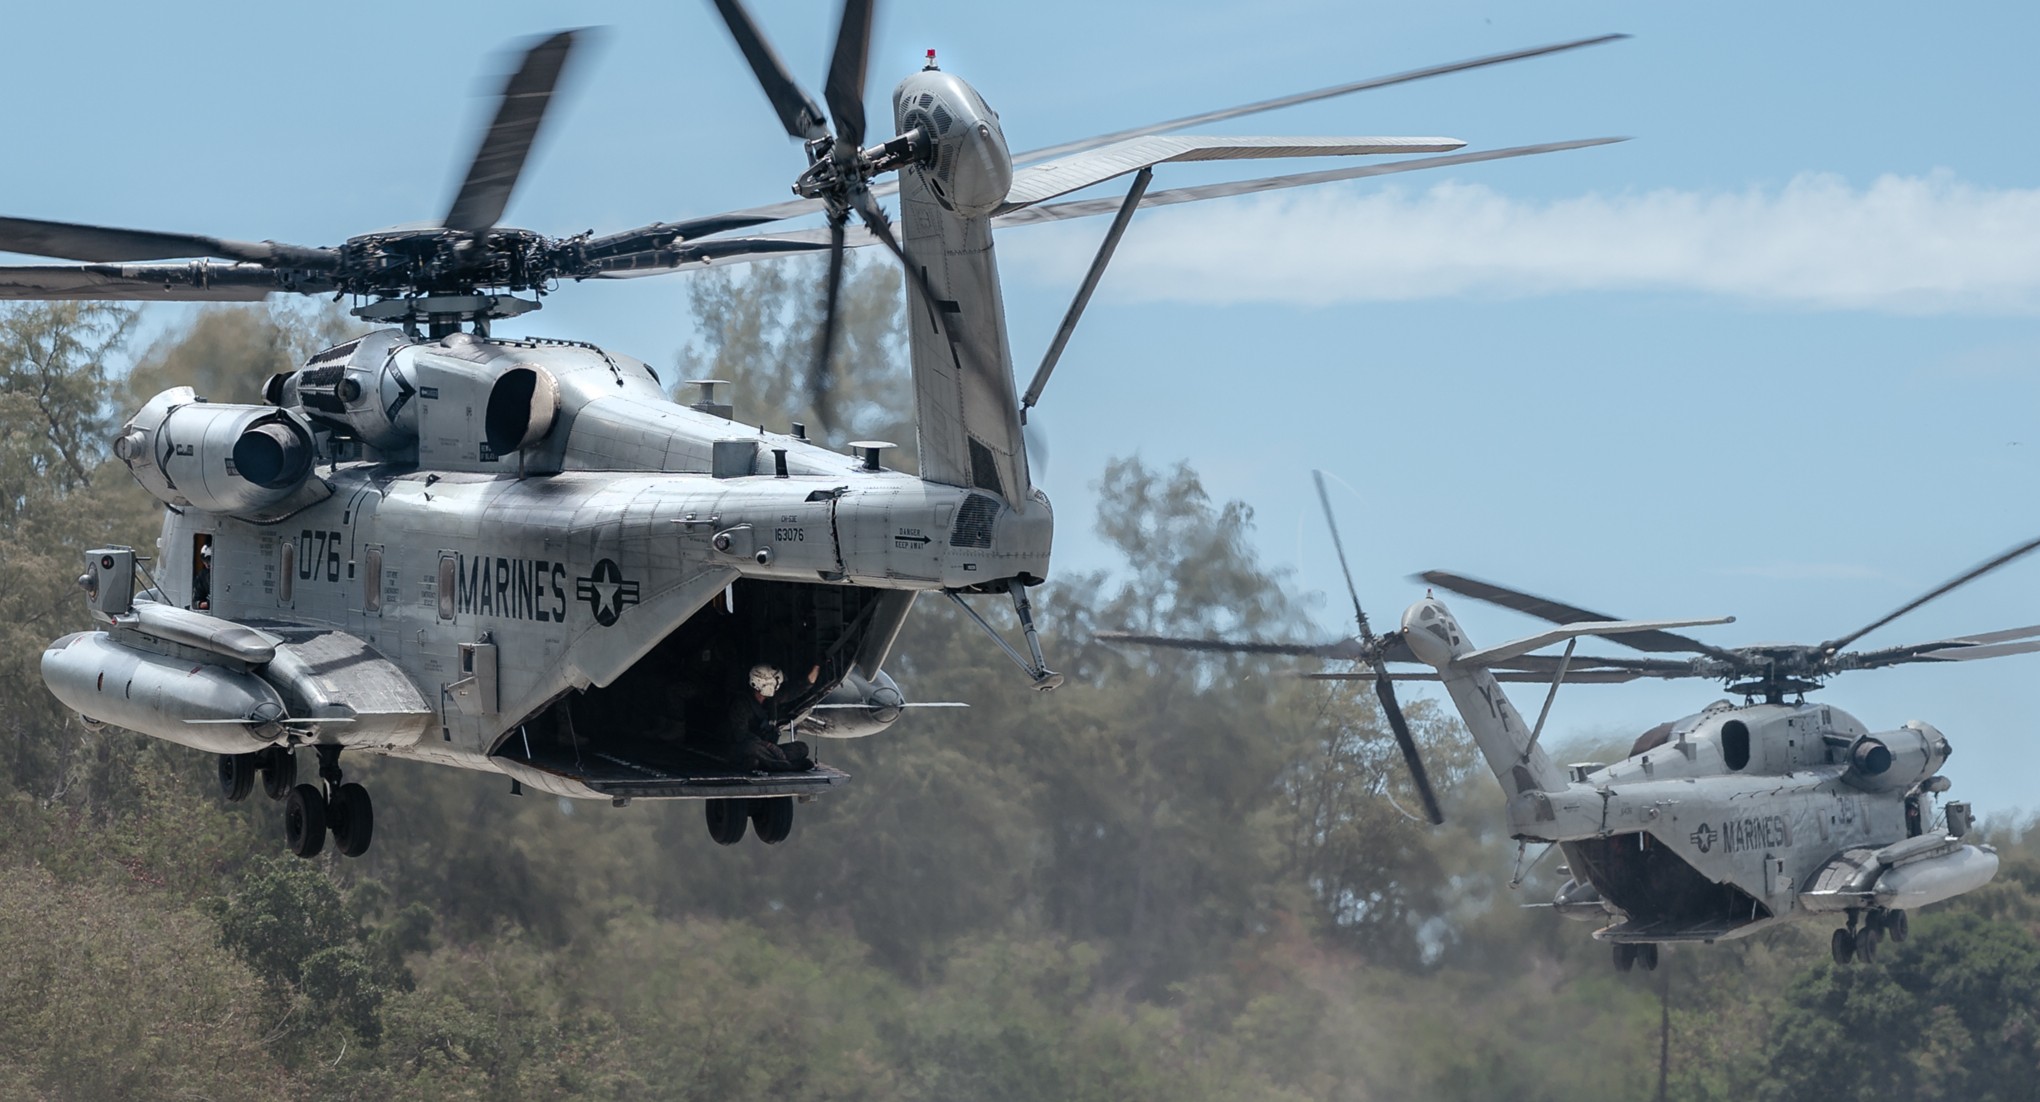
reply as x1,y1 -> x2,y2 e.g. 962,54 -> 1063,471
1831,907 -> 1909,966
218,745 -> 374,859
1612,943 -> 1660,973
218,744 -> 295,803
703,796 -> 794,846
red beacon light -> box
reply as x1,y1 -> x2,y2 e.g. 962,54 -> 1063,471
924,48 -> 939,70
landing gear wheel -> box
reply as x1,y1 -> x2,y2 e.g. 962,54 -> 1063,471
1613,943 -> 1638,973
1856,925 -> 1879,962
328,783 -> 374,858
284,784 -> 327,858
749,797 -> 794,845
260,747 -> 296,801
1637,943 -> 1660,972
705,799 -> 748,846
1832,928 -> 1855,965
1889,910 -> 1910,942
218,753 -> 257,802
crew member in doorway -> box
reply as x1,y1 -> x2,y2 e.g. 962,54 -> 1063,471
723,663 -> 817,772
193,543 -> 212,611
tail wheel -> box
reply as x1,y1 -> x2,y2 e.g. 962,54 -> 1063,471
749,797 -> 794,845
705,799 -> 748,846
329,783 -> 374,858
217,753 -> 257,802
284,784 -> 327,858
1831,928 -> 1854,965
260,748 -> 297,801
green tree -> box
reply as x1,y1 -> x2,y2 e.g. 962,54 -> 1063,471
1760,911 -> 2040,1102
673,254 -> 908,451
0,301 -> 148,800
207,856 -> 419,1043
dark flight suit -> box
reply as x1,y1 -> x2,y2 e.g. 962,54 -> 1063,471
720,692 -> 812,772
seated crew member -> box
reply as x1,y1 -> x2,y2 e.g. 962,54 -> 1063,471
722,663 -> 818,772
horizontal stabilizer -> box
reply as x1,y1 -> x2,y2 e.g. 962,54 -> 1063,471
1454,617 -> 1734,670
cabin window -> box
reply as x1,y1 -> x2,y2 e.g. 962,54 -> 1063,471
279,542 -> 294,605
363,547 -> 383,614
1721,720 -> 1751,771
437,554 -> 457,621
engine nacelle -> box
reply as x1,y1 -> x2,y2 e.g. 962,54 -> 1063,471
798,669 -> 907,739
273,330 -> 419,452
893,67 -> 1013,218
115,387 -> 320,517
1840,722 -> 1950,793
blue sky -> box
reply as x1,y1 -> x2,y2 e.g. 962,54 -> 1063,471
8,2 -> 2040,817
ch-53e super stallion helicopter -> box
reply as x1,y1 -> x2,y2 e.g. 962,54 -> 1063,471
1106,473 -> 2040,970
16,4 -> 1624,857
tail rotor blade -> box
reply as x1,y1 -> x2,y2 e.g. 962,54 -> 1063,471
850,192 -> 945,339
444,30 -> 582,233
1374,670 -> 1444,824
709,0 -> 828,141
810,218 -> 848,431
1312,469 -> 1376,644
823,0 -> 875,151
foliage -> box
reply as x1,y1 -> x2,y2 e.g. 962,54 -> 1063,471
1759,910 -> 2040,1102
673,254 -> 909,453
1,288 -> 2037,1101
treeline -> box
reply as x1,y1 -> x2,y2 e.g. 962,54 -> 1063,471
1,282 -> 2037,1100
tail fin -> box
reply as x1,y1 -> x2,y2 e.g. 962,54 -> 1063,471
892,69 -> 1032,509
1400,597 -> 1571,796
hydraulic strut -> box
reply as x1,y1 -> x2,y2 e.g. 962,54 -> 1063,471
944,583 -> 1064,691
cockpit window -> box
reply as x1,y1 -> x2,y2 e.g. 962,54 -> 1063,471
1420,607 -> 1437,621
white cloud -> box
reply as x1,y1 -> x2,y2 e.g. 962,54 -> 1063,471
1002,171 -> 2040,314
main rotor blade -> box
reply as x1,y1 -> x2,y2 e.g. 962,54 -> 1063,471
576,211 -> 792,262
1841,623 -> 2040,670
1374,671 -> 1444,825
1095,630 -> 1371,661
0,216 -> 335,269
993,138 -> 1625,226
710,0 -> 828,141
1417,570 -> 1743,661
0,262 -> 284,301
661,137 -> 1623,253
1818,534 -> 2040,654
1304,668 -> 1648,684
588,235 -> 834,276
811,218 -> 848,431
823,0 -> 874,151
444,30 -> 582,233
1907,637 -> 2040,664
1013,34 -> 1629,166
